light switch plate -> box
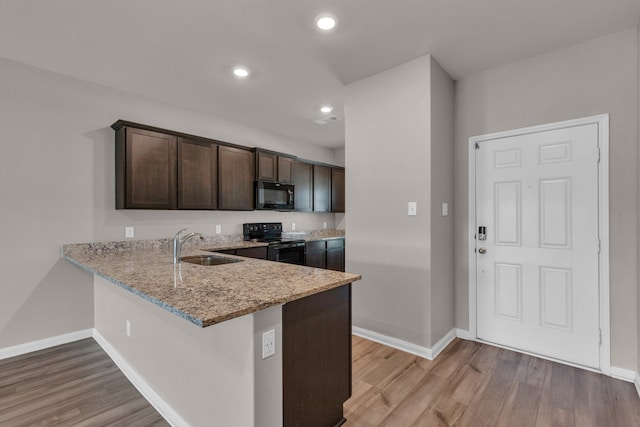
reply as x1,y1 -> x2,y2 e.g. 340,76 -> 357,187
125,227 -> 134,238
442,202 -> 449,217
215,224 -> 222,234
408,202 -> 417,216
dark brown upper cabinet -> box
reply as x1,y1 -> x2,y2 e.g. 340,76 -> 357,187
313,165 -> 331,212
218,146 -> 255,210
256,150 -> 294,183
293,160 -> 313,212
178,138 -> 218,210
331,167 -> 345,213
115,126 -> 178,209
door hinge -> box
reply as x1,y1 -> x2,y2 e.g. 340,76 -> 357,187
596,148 -> 601,162
597,238 -> 601,253
475,142 -> 480,150
598,329 -> 602,345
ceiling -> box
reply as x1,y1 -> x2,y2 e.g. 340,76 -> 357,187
0,1 -> 639,148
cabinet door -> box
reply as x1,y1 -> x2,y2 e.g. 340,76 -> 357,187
235,247 -> 268,259
313,165 -> 331,212
277,156 -> 294,183
218,146 -> 255,210
283,285 -> 352,426
331,168 -> 345,213
326,239 -> 345,272
257,151 -> 278,181
293,161 -> 313,212
119,127 -> 177,209
178,138 -> 218,209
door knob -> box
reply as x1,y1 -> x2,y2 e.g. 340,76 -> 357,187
478,247 -> 487,254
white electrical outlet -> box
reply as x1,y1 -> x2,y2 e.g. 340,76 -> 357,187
291,222 -> 296,231
408,202 -> 417,216
323,222 -> 327,229
262,329 -> 275,359
126,320 -> 131,337
215,224 -> 222,234
125,227 -> 134,238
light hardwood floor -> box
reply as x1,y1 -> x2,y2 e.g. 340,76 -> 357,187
0,338 -> 168,426
344,335 -> 640,426
1,336 -> 639,426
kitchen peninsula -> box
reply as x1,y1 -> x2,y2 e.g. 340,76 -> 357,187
64,238 -> 360,427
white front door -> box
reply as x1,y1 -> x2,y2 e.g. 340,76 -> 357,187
475,122 -> 601,369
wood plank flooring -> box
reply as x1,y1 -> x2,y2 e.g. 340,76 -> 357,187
344,336 -> 640,427
0,338 -> 168,427
1,336 -> 639,426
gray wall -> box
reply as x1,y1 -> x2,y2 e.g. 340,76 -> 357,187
429,57 -> 455,343
454,27 -> 639,369
94,276 -> 256,426
345,55 -> 454,348
637,22 -> 640,375
0,57 -> 337,350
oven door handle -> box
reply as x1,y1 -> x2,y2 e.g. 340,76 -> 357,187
270,242 -> 305,250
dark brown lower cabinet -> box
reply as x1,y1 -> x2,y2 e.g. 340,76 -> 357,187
305,239 -> 345,272
283,284 -> 352,427
212,247 -> 267,259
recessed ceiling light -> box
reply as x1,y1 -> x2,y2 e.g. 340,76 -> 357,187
315,13 -> 338,31
320,105 -> 333,114
232,66 -> 250,78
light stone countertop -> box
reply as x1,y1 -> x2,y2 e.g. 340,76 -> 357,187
63,238 -> 360,328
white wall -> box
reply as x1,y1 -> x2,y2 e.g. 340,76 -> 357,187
345,55 -> 454,349
0,57 -> 338,349
454,28 -> 639,369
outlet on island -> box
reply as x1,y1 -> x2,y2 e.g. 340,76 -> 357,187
262,329 -> 275,359
291,222 -> 296,231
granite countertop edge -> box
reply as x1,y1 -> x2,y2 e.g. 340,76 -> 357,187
63,233 -> 359,329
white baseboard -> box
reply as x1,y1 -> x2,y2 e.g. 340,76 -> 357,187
0,329 -> 93,361
352,326 -> 456,360
610,366 -> 638,383
455,328 -> 474,340
92,330 -> 189,427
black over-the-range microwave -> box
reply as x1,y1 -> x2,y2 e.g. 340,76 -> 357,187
255,181 -> 295,210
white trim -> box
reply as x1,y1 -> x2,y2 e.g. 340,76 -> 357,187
352,327 -> 456,360
0,329 -> 93,361
636,373 -> 640,399
455,328 -> 474,341
610,366 -> 638,383
468,114 -> 611,374
92,329 -> 189,427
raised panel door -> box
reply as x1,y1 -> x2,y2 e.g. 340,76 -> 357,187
293,161 -> 313,212
123,128 -> 177,209
313,165 -> 331,212
278,156 -> 294,183
257,151 -> 277,181
218,146 -> 255,210
331,168 -> 345,212
178,138 -> 218,209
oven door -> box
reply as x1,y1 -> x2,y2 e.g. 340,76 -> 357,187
268,241 -> 305,265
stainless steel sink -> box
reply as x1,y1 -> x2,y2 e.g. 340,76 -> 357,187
180,255 -> 243,266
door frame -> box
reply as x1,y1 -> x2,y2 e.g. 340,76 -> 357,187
467,114 -> 610,374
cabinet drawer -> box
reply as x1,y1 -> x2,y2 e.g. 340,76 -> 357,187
326,238 -> 344,249
305,240 -> 326,252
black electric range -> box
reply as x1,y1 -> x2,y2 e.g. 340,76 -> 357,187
242,222 -> 305,265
